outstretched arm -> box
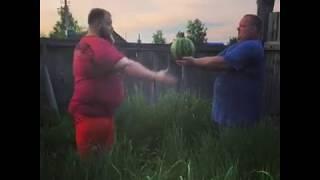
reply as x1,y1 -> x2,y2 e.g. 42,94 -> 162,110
176,56 -> 233,71
114,57 -> 177,84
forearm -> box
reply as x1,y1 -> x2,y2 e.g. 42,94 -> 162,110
193,56 -> 232,71
123,60 -> 157,81
114,57 -> 176,84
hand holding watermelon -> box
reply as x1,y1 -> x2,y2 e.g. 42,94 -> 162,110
175,56 -> 196,66
170,32 -> 195,60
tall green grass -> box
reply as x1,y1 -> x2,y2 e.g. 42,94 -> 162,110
40,90 -> 280,180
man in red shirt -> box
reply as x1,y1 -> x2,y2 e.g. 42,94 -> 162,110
68,8 -> 176,158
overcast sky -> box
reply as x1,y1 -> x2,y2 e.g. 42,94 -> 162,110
40,0 -> 280,43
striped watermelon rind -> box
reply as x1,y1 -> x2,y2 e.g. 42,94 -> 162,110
170,37 -> 195,59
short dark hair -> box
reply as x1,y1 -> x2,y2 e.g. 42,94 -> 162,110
88,8 -> 110,26
244,14 -> 262,33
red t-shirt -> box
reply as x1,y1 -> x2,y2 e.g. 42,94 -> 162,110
68,35 -> 125,118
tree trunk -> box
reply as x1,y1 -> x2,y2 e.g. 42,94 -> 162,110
257,0 -> 275,41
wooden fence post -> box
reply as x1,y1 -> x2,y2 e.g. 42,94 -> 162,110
41,44 -> 61,120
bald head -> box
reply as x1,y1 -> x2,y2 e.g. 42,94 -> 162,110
243,14 -> 262,34
88,8 -> 111,28
237,14 -> 262,41
87,8 -> 114,43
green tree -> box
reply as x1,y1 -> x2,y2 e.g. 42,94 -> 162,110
49,7 -> 85,39
186,19 -> 207,45
227,37 -> 238,46
176,31 -> 185,38
152,30 -> 166,44
40,32 -> 47,38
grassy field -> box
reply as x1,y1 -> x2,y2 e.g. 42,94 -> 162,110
40,91 -> 280,180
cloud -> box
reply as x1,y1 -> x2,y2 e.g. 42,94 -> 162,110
40,0 -> 279,42
110,0 -> 257,42
274,0 -> 280,12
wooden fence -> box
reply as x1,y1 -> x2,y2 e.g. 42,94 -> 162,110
263,41 -> 280,116
262,11 -> 280,116
40,40 -> 223,110
267,12 -> 280,41
40,12 -> 280,118
40,40 -> 279,117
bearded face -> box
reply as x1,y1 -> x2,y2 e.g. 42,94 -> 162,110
98,26 -> 114,43
97,14 -> 115,44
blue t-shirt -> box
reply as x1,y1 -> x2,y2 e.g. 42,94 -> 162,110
212,40 -> 265,126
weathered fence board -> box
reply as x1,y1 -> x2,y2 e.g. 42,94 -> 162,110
40,38 -> 279,117
267,12 -> 280,41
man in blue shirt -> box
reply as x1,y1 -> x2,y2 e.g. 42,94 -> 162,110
176,14 -> 265,127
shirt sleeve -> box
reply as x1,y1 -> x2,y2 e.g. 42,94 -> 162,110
91,39 -> 125,72
223,41 -> 263,71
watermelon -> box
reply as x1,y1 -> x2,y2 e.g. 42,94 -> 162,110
170,32 -> 195,59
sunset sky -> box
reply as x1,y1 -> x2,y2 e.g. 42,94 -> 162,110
40,0 -> 280,43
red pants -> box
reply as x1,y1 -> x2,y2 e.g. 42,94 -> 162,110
74,115 -> 115,158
